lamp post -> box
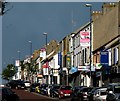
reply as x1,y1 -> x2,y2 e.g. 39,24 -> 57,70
28,41 -> 32,57
17,50 -> 20,61
28,40 -> 32,82
86,3 -> 92,86
43,32 -> 48,84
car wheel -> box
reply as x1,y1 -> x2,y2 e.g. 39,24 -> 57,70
52,93 -> 54,98
16,86 -> 18,90
59,95 -> 61,99
2,98 -> 7,101
15,98 -> 19,101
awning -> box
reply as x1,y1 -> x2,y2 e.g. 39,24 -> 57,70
95,63 -> 102,69
69,67 -> 78,74
37,74 -> 43,78
42,62 -> 49,68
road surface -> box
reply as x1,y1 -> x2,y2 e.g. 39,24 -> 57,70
12,89 -> 71,101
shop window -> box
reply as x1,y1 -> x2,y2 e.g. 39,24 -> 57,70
113,47 -> 118,64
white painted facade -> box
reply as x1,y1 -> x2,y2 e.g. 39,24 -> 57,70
73,23 -> 92,87
48,53 -> 60,84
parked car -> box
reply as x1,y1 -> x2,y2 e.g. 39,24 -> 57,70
87,87 -> 101,101
58,85 -> 72,99
24,81 -> 31,89
76,86 -> 93,101
50,84 -> 60,98
6,80 -> 25,89
0,87 -> 19,101
93,87 -> 107,101
70,86 -> 86,101
47,84 -> 52,97
40,84 -> 48,95
29,83 -> 40,92
106,83 -> 120,101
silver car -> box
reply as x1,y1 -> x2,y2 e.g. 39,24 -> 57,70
93,87 -> 107,101
107,83 -> 120,101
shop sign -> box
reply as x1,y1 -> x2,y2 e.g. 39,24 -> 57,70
42,62 -> 49,68
58,52 -> 62,66
37,74 -> 43,78
66,56 -> 71,68
80,31 -> 90,47
66,52 -> 71,68
43,68 -> 48,75
78,66 -> 90,71
15,60 -> 20,67
95,63 -> 102,69
100,50 -> 109,66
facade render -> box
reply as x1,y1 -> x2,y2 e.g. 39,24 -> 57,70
39,40 -> 60,84
60,36 -> 70,86
70,23 -> 92,87
93,2 -> 120,86
58,22 -> 92,87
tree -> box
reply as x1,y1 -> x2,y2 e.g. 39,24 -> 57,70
20,60 -> 26,80
2,64 -> 16,80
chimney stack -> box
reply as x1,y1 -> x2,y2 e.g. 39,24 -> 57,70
92,11 -> 102,21
102,3 -> 116,15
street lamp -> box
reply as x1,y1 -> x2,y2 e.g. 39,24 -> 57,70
17,50 -> 20,60
28,40 -> 33,82
28,41 -> 32,57
43,32 -> 48,84
86,3 -> 92,86
43,32 -> 48,51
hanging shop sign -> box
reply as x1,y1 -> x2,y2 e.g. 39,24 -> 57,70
43,68 -> 49,75
15,60 -> 20,67
66,52 -> 71,68
40,48 -> 46,60
80,31 -> 90,47
58,52 -> 62,66
42,62 -> 49,68
78,66 -> 90,72
42,62 -> 49,75
95,63 -> 102,70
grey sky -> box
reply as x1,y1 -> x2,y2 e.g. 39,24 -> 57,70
2,2 -> 104,68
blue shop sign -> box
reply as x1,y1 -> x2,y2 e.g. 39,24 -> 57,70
100,50 -> 109,67
100,50 -> 111,74
58,52 -> 62,66
70,67 -> 78,74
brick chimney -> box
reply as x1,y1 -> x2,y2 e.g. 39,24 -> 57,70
102,3 -> 116,15
92,11 -> 103,21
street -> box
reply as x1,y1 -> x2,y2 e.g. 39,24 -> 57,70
12,89 -> 71,101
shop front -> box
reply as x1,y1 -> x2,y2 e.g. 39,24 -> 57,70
78,66 -> 90,87
69,66 -> 78,87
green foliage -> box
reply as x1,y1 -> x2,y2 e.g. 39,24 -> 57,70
20,60 -> 25,71
2,64 -> 16,80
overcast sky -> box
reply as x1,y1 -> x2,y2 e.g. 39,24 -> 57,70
2,2 -> 105,69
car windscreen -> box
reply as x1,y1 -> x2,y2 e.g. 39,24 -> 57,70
82,88 -> 93,92
61,86 -> 72,90
114,85 -> 120,93
54,86 -> 60,89
101,91 -> 107,95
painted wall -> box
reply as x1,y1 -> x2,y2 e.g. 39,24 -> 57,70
93,3 -> 119,51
